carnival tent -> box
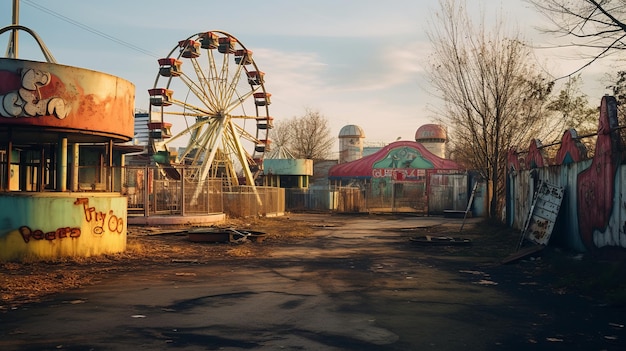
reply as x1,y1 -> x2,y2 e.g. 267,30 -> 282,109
328,140 -> 463,180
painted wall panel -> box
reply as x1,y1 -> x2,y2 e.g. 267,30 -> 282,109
263,159 -> 313,176
0,193 -> 127,261
0,58 -> 135,141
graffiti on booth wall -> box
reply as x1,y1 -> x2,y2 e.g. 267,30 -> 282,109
74,198 -> 124,235
0,68 -> 70,119
19,226 -> 80,243
13,198 -> 123,244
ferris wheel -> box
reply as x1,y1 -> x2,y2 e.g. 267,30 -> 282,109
148,30 -> 272,198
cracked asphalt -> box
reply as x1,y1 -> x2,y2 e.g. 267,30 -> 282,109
1,214 -> 625,350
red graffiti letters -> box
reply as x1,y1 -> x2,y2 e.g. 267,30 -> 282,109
74,198 -> 124,235
16,198 -> 123,244
19,226 -> 81,243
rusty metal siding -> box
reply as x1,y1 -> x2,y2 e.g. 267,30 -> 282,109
284,187 -> 367,213
507,160 -> 592,252
285,188 -> 337,211
428,173 -> 468,214
596,166 -> 626,248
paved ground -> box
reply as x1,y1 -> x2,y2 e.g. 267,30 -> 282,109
1,214 -> 625,350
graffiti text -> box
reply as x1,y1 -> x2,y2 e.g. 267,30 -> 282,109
74,198 -> 124,235
19,226 -> 81,243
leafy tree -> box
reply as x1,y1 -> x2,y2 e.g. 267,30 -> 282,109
607,70 -> 626,105
546,75 -> 598,136
271,108 -> 334,160
427,0 -> 554,218
528,0 -> 626,75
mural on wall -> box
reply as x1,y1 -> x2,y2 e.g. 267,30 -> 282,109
577,96 -> 622,250
555,129 -> 588,164
526,139 -> 546,169
371,146 -> 430,198
372,147 -> 433,170
330,141 -> 462,180
0,59 -> 135,140
507,148 -> 522,173
0,68 -> 70,119
507,95 -> 625,252
508,128 -> 589,171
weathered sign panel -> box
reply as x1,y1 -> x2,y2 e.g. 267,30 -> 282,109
525,182 -> 564,245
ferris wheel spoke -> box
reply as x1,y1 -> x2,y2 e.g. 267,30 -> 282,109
222,63 -> 246,108
188,57 -> 210,94
215,53 -> 230,104
178,72 -> 218,112
188,57 -> 222,112
163,117 -> 210,151
231,121 -> 261,143
166,99 -> 213,117
224,88 -> 258,115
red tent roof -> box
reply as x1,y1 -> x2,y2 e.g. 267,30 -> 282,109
328,140 -> 463,179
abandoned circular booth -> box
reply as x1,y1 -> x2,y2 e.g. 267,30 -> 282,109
0,24 -> 136,261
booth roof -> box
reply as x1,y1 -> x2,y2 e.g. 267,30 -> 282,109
328,140 -> 463,179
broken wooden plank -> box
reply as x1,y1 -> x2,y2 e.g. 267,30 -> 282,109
501,245 -> 545,264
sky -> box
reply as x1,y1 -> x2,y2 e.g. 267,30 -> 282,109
0,0 -> 621,157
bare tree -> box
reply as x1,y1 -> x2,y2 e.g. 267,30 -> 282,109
528,0 -> 626,75
427,0 -> 554,217
271,108 -> 334,160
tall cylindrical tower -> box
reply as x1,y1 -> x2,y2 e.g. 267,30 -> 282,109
338,124 -> 365,164
415,124 -> 447,158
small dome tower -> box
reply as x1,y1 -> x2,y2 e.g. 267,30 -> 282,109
338,124 -> 365,163
415,124 -> 447,158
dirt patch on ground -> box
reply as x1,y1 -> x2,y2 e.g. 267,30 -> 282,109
2,215 -> 625,312
0,216 -> 313,311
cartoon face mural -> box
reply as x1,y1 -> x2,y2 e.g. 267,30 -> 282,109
372,147 -> 434,170
0,58 -> 135,143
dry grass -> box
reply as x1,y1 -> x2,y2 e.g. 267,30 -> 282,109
0,216 -> 312,311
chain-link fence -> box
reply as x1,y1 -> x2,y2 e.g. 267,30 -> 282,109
120,166 -> 284,218
223,186 -> 285,217
284,186 -> 366,213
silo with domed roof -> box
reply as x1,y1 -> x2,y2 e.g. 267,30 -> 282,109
338,124 -> 365,164
415,124 -> 447,158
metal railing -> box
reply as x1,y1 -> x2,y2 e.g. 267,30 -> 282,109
123,166 -> 284,218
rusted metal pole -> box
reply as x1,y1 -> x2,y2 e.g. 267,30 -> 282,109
4,130 -> 12,191
39,146 -> 45,192
108,140 -> 114,191
7,0 -> 19,57
57,135 -> 68,191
